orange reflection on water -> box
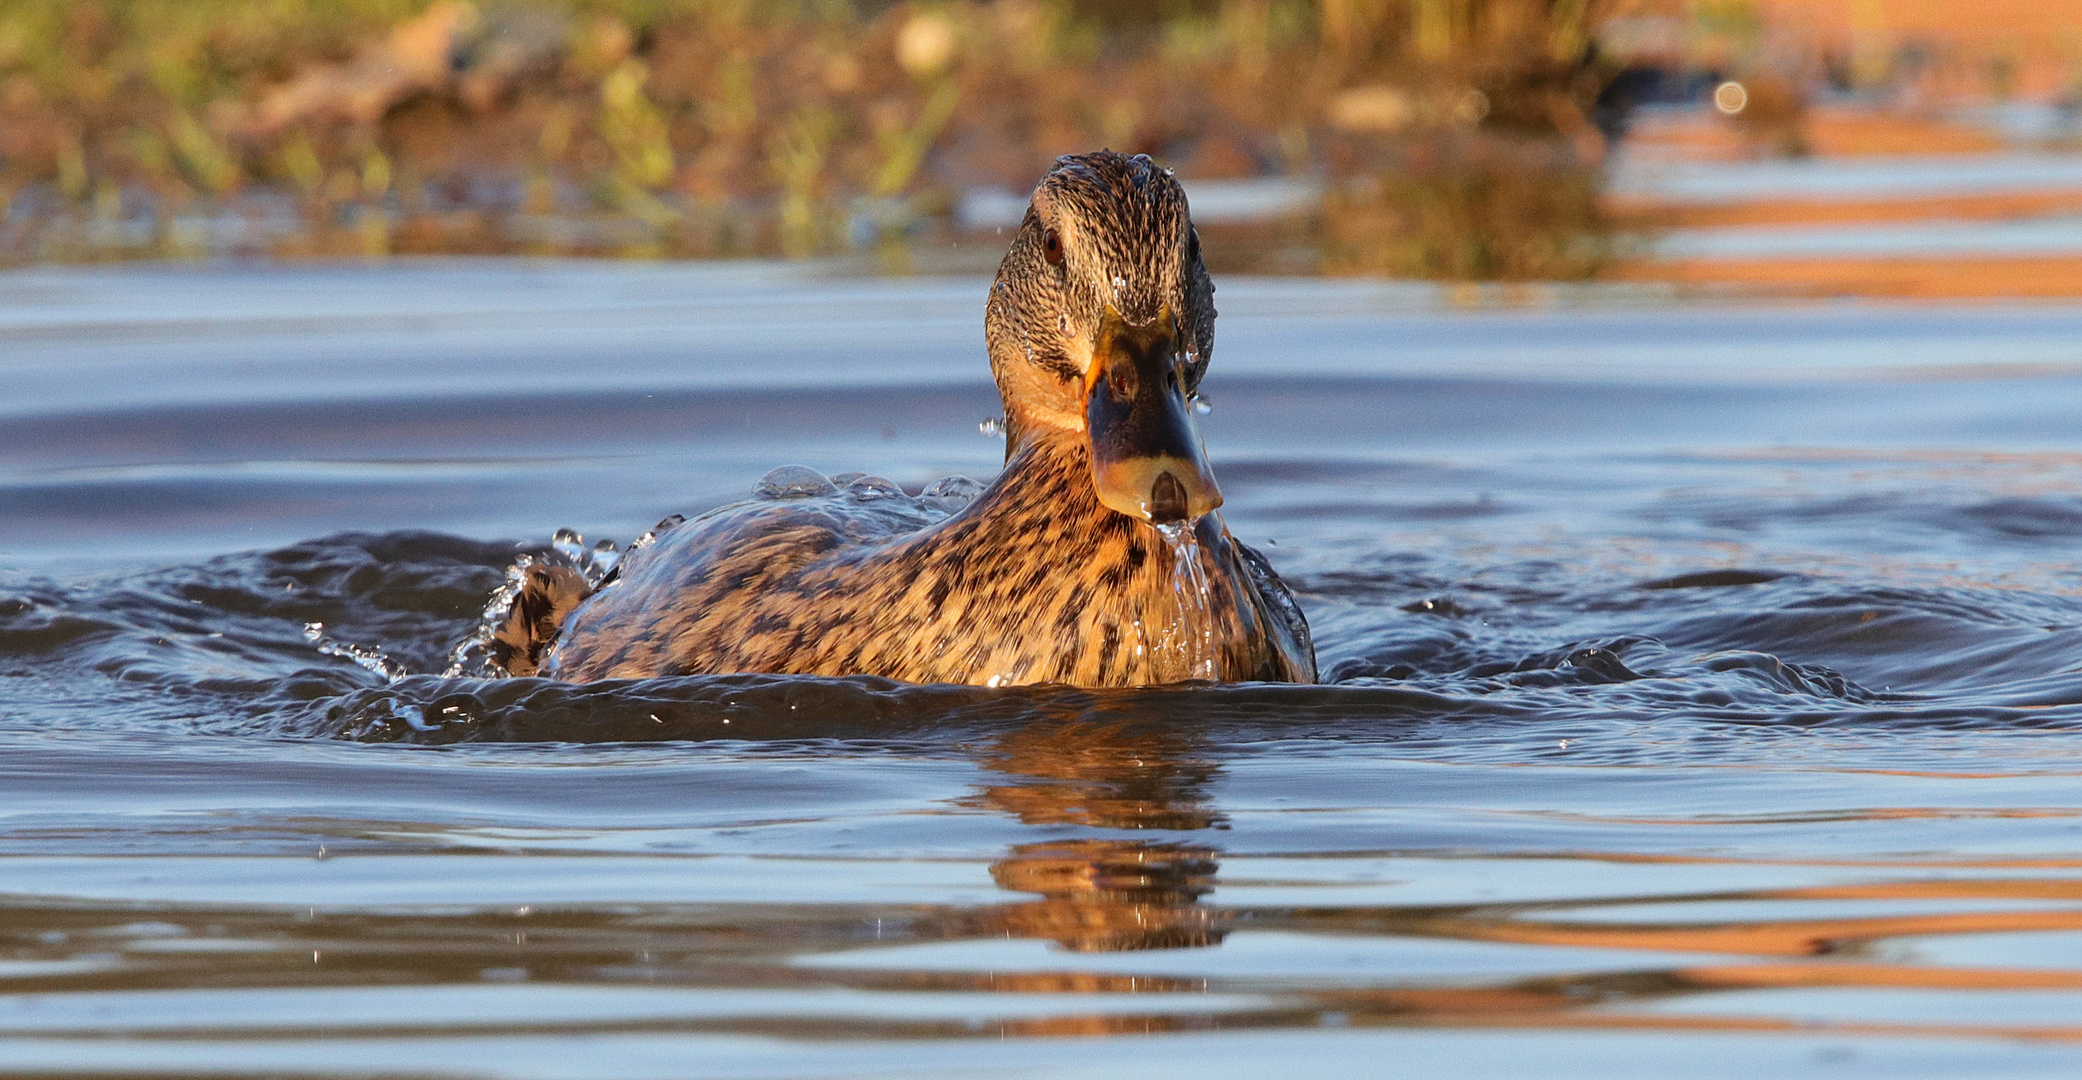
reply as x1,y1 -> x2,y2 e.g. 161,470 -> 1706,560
968,718 -> 1225,832
935,715 -> 2082,1047
958,717 -> 1228,953
1620,255 -> 2082,301
1442,901 -> 2082,958
967,839 -> 1225,954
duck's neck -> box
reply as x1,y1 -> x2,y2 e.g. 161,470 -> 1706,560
912,429 -> 1231,684
978,430 -> 1115,531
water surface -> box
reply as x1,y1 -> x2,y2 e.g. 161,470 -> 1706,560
6,262 -> 2082,1077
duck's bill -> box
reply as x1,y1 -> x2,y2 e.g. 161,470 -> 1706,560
1084,306 -> 1223,524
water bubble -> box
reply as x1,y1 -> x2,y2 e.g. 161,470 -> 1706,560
922,475 -> 984,514
1190,394 -> 1212,416
828,471 -> 867,487
551,529 -> 586,561
979,417 -> 1006,437
754,465 -> 837,500
922,475 -> 983,503
844,475 -> 904,501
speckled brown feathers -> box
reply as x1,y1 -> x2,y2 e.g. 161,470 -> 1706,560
505,151 -> 1315,687
545,437 -> 1312,684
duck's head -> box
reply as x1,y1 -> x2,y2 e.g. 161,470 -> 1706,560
985,150 -> 1221,526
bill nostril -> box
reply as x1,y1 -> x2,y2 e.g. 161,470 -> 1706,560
1149,471 -> 1188,523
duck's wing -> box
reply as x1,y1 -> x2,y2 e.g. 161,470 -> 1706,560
1235,539 -> 1317,683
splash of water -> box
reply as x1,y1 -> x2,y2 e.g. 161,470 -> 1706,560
442,554 -> 535,677
304,621 -> 408,682
1146,521 -> 1219,682
442,524 -> 656,677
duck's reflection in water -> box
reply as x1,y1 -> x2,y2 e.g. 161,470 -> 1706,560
957,716 -> 1227,953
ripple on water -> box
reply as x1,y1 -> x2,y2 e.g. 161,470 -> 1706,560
5,529 -> 2082,771
17,273 -> 2082,1074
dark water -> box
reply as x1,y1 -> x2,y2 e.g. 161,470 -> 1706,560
7,263 -> 2082,1077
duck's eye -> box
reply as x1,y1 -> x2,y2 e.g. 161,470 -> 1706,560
1042,229 -> 1064,266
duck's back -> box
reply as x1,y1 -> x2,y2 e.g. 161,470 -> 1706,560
543,469 -> 978,681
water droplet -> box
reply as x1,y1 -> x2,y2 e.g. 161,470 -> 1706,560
753,465 -> 837,500
630,514 -> 685,551
1057,311 -> 1069,337
1190,394 -> 1212,416
552,529 -> 586,561
978,417 -> 1005,437
305,623 -> 408,681
1111,275 -> 1126,294
589,539 -> 620,578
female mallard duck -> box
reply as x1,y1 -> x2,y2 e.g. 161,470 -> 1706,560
491,151 -> 1314,686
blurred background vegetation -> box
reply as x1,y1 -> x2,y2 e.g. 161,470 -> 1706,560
0,0 -> 2071,281
0,0 -> 1620,275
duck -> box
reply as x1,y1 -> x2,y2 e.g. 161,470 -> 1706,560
489,150 -> 1315,686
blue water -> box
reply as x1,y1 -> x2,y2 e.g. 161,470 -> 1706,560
6,261 -> 2082,1077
